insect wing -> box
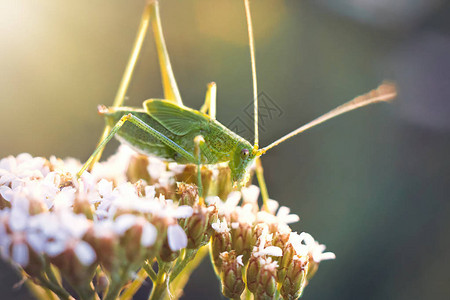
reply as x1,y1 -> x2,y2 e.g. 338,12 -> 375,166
144,99 -> 208,135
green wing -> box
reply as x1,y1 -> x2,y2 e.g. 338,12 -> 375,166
143,99 -> 209,135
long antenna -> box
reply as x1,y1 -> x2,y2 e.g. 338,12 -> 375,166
259,82 -> 397,154
244,0 -> 259,149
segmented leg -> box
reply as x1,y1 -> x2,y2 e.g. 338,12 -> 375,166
200,82 -> 217,119
194,135 -> 206,204
255,158 -> 270,212
88,0 -> 182,171
88,3 -> 153,171
77,113 -> 194,178
150,1 -> 182,105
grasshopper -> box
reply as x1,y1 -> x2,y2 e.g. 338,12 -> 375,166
78,0 -> 397,205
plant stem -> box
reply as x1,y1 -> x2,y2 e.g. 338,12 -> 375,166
25,278 -> 57,300
44,263 -> 61,287
148,269 -> 168,300
119,268 -> 148,300
37,274 -> 71,300
169,245 -> 209,300
104,266 -> 131,300
143,261 -> 158,282
73,285 -> 97,300
169,248 -> 197,282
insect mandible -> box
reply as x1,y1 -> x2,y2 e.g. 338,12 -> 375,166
77,0 -> 397,206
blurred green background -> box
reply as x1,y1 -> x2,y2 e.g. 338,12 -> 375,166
1,0 -> 450,299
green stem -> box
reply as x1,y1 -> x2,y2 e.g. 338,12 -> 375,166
143,261 -> 158,282
44,264 -> 60,286
119,268 -> 148,300
148,269 -> 168,300
73,284 -> 97,300
169,245 -> 209,300
169,249 -> 197,283
37,274 -> 71,300
243,287 -> 252,300
104,267 -> 131,300
25,278 -> 57,300
274,288 -> 280,299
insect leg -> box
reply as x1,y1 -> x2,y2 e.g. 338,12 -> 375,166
78,114 -> 134,178
194,136 -> 206,203
255,158 -> 270,212
78,114 -> 195,178
87,3 -> 153,171
150,1 -> 183,106
200,82 -> 217,120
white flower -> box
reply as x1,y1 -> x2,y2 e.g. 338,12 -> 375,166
147,157 -> 167,179
90,145 -> 136,183
258,256 -> 279,270
141,222 -> 157,247
74,241 -> 97,266
211,219 -> 230,233
206,191 -> 241,216
241,185 -> 260,204
256,201 -> 299,233
233,203 -> 256,225
27,209 -> 94,265
167,224 -> 187,251
114,214 -> 140,235
288,232 -> 309,257
12,242 -> 29,267
299,232 -> 336,263
151,196 -> 193,219
253,229 -> 282,257
236,255 -> 244,267
276,206 -> 300,224
146,157 -> 176,188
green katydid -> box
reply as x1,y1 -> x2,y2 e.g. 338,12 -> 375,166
78,0 -> 397,204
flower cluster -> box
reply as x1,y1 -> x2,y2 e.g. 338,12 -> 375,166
208,186 -> 335,299
0,146 -> 334,299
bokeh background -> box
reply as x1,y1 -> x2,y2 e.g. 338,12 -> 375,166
1,0 -> 450,299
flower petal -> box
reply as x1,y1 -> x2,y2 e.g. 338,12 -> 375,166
141,222 -> 157,247
12,242 -> 29,267
259,246 -> 283,257
173,205 -> 193,219
74,241 -> 97,266
167,224 -> 187,251
113,214 -> 137,235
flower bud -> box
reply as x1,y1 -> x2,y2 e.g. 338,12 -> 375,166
49,242 -> 97,287
73,196 -> 94,220
126,154 -> 151,184
306,256 -> 319,282
158,222 -> 187,262
272,232 -> 292,283
219,251 -> 245,299
174,165 -> 212,197
216,166 -> 232,200
119,220 -> 145,263
176,183 -> 198,207
210,219 -> 232,274
253,257 -> 278,300
280,256 -> 309,300
246,254 -> 260,293
58,172 -> 75,190
84,226 -> 118,274
230,221 -> 254,264
95,272 -> 109,294
179,204 -> 218,249
247,255 -> 279,300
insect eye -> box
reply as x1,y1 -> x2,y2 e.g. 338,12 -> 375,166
241,149 -> 249,159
